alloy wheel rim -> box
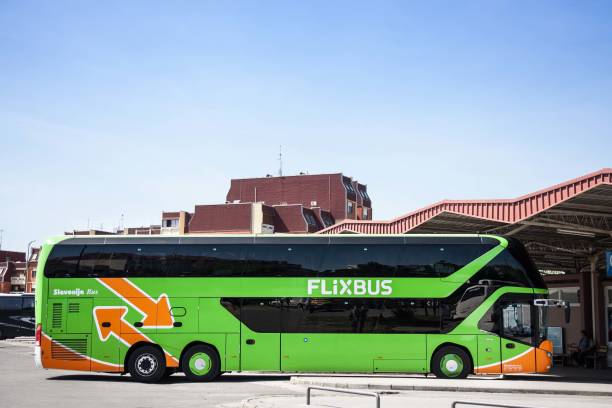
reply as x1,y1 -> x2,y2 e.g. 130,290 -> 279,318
440,353 -> 464,377
189,352 -> 212,376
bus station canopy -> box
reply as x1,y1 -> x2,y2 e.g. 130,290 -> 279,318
320,168 -> 612,275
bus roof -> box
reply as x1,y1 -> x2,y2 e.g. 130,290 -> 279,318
45,233 -> 506,247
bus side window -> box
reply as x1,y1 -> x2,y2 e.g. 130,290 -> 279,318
170,245 -> 244,277
479,250 -> 530,287
397,244 -> 495,278
240,298 -> 282,332
478,304 -> 500,334
244,244 -> 326,277
126,245 -> 173,277
44,245 -> 84,278
319,245 -> 400,277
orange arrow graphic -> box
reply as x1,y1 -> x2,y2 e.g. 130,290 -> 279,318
97,278 -> 173,328
93,306 -> 179,367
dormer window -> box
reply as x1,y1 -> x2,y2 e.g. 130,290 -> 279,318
343,179 -> 355,194
304,213 -> 318,227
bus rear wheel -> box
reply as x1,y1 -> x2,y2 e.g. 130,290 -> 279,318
432,346 -> 472,379
181,345 -> 220,382
128,345 -> 166,383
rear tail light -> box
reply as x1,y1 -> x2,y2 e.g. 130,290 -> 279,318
35,324 -> 41,346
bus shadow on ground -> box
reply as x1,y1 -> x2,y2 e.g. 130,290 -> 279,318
502,373 -> 612,384
46,374 -> 292,383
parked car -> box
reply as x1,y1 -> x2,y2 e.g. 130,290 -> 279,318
0,294 -> 35,339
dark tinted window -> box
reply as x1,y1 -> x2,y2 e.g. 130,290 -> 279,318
78,245 -> 112,277
0,297 -> 21,310
397,244 -> 496,277
506,238 -> 546,288
170,245 -> 244,277
44,245 -> 84,278
77,245 -> 171,278
320,245 -> 400,277
479,250 -> 530,287
45,242 -> 498,280
22,296 -> 34,311
371,299 -> 439,333
477,303 -> 500,334
297,298 -> 440,334
224,297 -> 441,334
123,245 -> 171,277
245,245 -> 325,277
239,298 -> 282,332
282,298 -> 354,333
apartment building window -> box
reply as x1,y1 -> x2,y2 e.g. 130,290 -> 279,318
164,219 -> 179,228
347,201 -> 354,214
363,207 -> 369,219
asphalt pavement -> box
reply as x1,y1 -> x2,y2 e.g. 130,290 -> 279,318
2,340 -> 611,408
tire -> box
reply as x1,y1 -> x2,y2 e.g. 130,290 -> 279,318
128,345 -> 166,383
431,346 -> 472,379
181,345 -> 220,382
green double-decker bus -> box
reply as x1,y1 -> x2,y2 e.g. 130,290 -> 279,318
35,234 -> 558,382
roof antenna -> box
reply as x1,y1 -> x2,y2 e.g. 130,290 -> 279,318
278,145 -> 283,176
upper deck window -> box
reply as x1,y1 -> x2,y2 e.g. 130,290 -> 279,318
44,241 -> 499,279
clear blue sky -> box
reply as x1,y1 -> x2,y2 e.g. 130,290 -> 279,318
1,1 -> 611,251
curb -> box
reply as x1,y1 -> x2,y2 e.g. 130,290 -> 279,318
290,377 -> 612,397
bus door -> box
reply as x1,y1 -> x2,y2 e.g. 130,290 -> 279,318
239,298 -> 281,371
475,298 -> 502,374
500,300 -> 536,373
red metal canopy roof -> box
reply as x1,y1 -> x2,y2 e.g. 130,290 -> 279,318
320,168 -> 612,235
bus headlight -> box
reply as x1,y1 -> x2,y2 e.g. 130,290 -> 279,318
547,352 -> 552,358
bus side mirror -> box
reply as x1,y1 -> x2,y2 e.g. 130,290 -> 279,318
564,303 -> 571,324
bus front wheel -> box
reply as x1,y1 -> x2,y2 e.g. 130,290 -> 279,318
431,346 -> 472,379
127,345 -> 166,383
181,344 -> 220,382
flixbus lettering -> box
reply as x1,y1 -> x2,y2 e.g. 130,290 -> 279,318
306,279 -> 393,296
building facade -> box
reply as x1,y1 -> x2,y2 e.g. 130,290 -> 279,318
162,173 -> 371,235
0,249 -> 38,294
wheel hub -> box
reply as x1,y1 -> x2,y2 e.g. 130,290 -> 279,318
189,352 -> 212,376
136,353 -> 157,376
440,353 -> 463,377
194,358 -> 207,371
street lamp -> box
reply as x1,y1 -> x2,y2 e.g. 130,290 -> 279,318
25,240 -> 36,293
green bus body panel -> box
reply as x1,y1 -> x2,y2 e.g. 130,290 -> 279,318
281,334 -> 426,373
35,235 -> 546,375
225,333 -> 240,370
477,334 -> 501,370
